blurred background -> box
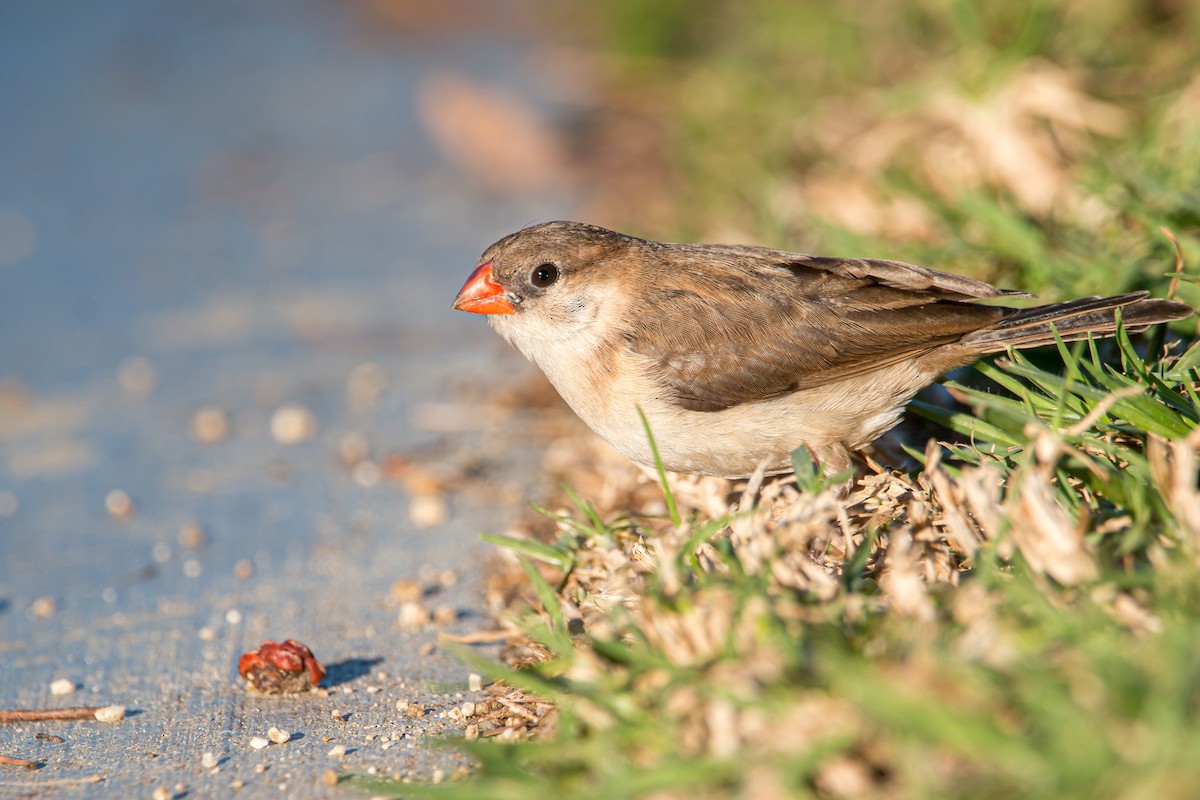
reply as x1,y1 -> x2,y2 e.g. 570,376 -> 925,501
1,0 -> 1198,791
584,0 -> 1200,308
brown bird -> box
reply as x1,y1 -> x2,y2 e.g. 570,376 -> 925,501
452,221 -> 1192,478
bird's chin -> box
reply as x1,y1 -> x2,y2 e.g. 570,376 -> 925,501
485,311 -> 516,337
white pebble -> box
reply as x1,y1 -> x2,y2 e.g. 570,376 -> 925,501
270,405 -> 317,444
267,727 -> 290,744
397,601 -> 430,630
104,489 -> 134,520
408,494 -> 447,528
202,751 -> 218,769
249,737 -> 270,750
94,705 -> 126,723
50,678 -> 75,695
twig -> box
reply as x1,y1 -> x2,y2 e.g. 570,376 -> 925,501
497,698 -> 540,722
480,725 -> 522,738
3,775 -> 102,786
0,754 -> 38,769
438,629 -> 515,644
0,707 -> 102,723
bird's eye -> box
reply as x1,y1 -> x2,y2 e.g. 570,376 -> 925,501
530,263 -> 559,288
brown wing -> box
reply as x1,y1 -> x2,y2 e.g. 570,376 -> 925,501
626,252 -> 1021,412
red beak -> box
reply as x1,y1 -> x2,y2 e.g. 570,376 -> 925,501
452,260 -> 515,315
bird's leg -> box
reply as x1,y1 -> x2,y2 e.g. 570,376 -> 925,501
818,443 -> 857,501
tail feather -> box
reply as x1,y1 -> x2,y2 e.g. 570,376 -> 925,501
961,294 -> 1192,353
991,292 -> 1147,330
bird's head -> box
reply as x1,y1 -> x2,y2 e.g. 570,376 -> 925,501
452,221 -> 645,346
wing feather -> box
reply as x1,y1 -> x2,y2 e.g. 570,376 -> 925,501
627,252 -> 1014,412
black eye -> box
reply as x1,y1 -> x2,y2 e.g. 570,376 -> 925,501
530,263 -> 559,288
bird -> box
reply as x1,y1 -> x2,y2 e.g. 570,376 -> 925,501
452,221 -> 1192,479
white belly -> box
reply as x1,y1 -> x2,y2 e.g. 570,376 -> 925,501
489,303 -> 930,478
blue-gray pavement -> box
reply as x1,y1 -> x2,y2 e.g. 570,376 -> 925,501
0,2 -> 574,795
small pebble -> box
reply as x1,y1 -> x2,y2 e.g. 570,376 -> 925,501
408,494 -> 447,528
104,490 -> 134,521
225,609 -> 243,625
397,602 -> 430,630
267,727 -> 290,744
390,579 -> 423,604
461,702 -> 476,717
198,626 -> 217,641
249,737 -> 270,750
152,786 -> 171,800
327,744 -> 346,758
30,596 -> 56,618
433,605 -> 458,626
94,705 -> 126,723
468,673 -> 483,692
406,704 -> 425,719
464,724 -> 479,741
322,769 -> 339,786
190,406 -> 230,444
231,779 -> 245,790
270,405 -> 317,444
254,763 -> 268,773
233,560 -> 254,580
432,768 -> 445,784
178,523 -> 207,549
202,752 -> 218,769
49,678 -> 75,696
